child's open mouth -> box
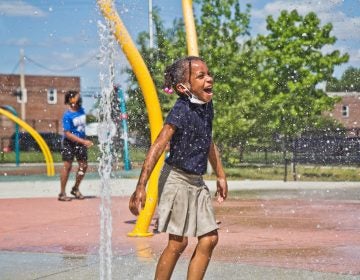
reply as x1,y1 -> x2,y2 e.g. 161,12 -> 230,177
204,88 -> 212,94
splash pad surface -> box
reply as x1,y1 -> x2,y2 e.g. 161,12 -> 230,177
0,177 -> 360,279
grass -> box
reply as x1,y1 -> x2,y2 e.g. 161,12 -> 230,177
2,149 -> 360,181
0,145 -> 148,164
209,165 -> 360,181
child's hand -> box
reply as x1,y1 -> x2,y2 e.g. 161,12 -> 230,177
215,177 -> 228,204
216,193 -> 224,203
129,187 -> 146,216
84,140 -> 93,148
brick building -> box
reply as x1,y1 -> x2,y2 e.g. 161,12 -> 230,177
327,92 -> 360,132
0,74 -> 80,142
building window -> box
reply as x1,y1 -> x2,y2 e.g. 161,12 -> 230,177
342,105 -> 349,117
47,88 -> 57,104
16,87 -> 27,103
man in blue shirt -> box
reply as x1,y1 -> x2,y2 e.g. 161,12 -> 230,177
58,90 -> 93,201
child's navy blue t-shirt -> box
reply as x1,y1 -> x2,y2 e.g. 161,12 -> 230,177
165,97 -> 213,175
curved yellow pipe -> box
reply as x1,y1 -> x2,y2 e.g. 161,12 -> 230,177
0,108 -> 55,176
97,0 -> 164,237
182,0 -> 199,56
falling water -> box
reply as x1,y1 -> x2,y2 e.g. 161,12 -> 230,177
97,20 -> 117,280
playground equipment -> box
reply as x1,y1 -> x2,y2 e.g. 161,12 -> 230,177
0,107 -> 55,176
115,86 -> 131,171
98,0 -> 164,237
182,0 -> 199,56
97,0 -> 199,236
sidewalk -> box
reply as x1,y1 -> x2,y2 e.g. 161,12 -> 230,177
1,174 -> 359,198
1,174 -> 360,279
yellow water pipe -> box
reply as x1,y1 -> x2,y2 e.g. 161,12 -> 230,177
0,108 -> 55,176
97,0 -> 164,237
182,0 -> 199,56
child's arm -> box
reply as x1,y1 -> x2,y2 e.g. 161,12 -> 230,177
208,141 -> 228,203
64,131 -> 93,147
129,124 -> 175,216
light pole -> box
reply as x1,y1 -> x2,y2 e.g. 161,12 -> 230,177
149,0 -> 153,49
19,49 -> 27,121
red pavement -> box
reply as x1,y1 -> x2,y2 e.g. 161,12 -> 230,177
0,196 -> 360,275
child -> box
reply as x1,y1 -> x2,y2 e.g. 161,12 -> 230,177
58,90 -> 93,201
129,56 -> 228,279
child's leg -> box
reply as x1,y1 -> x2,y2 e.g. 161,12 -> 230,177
187,230 -> 218,280
155,234 -> 188,280
60,160 -> 72,194
73,160 -> 88,189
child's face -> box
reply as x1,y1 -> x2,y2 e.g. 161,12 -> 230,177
69,93 -> 81,108
182,60 -> 213,103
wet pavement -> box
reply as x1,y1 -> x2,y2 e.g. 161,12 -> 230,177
0,173 -> 360,279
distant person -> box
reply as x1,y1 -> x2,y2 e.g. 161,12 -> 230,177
58,90 -> 93,201
129,56 -> 228,279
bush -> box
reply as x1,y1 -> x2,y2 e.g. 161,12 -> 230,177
11,132 -> 62,152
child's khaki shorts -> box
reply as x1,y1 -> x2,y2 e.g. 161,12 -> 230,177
157,163 -> 218,237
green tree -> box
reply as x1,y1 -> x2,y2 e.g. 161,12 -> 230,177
125,9 -> 187,147
195,0 -> 256,164
125,1 -> 253,156
252,10 -> 349,142
124,5 -> 348,165
326,67 -> 360,92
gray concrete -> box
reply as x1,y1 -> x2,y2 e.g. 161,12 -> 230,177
1,173 -> 360,199
1,251 -> 359,280
1,174 -> 360,279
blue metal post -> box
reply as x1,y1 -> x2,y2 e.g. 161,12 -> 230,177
116,87 -> 131,170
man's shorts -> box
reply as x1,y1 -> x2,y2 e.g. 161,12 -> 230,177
61,138 -> 88,161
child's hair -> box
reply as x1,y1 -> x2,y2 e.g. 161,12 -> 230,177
163,56 -> 205,94
64,90 -> 79,105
